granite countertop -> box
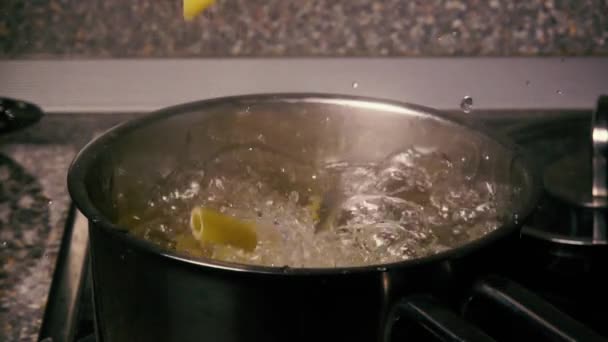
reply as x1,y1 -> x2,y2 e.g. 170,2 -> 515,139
0,109 -> 591,342
1,0 -> 607,58
0,114 -> 135,342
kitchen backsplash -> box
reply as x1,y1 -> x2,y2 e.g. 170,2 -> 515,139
1,0 -> 607,58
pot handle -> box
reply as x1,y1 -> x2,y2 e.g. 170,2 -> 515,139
385,294 -> 495,342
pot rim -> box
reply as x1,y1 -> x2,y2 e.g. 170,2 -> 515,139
67,92 -> 542,275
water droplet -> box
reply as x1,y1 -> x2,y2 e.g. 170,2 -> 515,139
460,96 -> 473,113
4,109 -> 15,120
288,191 -> 299,204
256,134 -> 266,143
377,267 -> 388,272
1,241 -> 7,247
311,174 -> 317,180
556,89 -> 563,95
352,82 -> 359,89
484,155 -> 490,161
525,80 -> 531,86
47,200 -> 53,206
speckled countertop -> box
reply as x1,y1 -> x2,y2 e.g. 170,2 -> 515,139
1,0 -> 607,58
0,114 -> 134,342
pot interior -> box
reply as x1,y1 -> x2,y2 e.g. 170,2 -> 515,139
72,94 -> 536,269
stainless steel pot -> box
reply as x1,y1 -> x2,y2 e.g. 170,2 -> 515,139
67,94 -> 539,342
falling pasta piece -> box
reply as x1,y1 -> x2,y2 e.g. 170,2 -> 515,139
183,0 -> 216,21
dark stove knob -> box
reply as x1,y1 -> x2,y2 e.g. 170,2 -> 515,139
0,97 -> 44,134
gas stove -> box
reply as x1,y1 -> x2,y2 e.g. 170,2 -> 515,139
1,58 -> 605,342
35,107 -> 607,342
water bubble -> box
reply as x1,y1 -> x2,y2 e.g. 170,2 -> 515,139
352,82 -> 359,89
556,89 -> 563,95
123,145 -> 500,268
1,241 -> 7,247
47,200 -> 54,206
460,96 -> 473,113
159,224 -> 168,233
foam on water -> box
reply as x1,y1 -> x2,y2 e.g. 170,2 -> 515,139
118,145 -> 502,268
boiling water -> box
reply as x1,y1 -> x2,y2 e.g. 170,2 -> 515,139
117,145 -> 503,268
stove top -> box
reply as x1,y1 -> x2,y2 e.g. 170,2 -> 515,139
37,107 -> 607,342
